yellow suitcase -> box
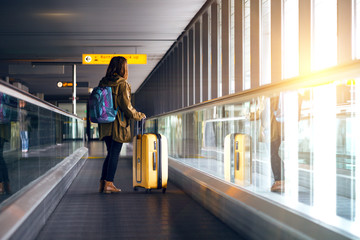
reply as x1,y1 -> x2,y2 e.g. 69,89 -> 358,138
133,129 -> 168,193
224,133 -> 252,186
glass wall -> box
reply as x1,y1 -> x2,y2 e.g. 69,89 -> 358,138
132,0 -> 360,237
146,65 -> 360,238
0,83 -> 84,204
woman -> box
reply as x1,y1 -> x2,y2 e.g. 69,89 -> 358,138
98,56 -> 146,194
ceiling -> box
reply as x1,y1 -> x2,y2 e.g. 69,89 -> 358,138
0,0 -> 207,101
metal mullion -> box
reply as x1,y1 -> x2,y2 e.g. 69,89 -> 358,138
299,0 -> 311,76
157,71 -> 160,114
174,48 -> 178,110
178,42 -> 183,109
164,59 -> 167,112
174,46 -> 179,110
234,0 -> 243,92
169,52 -> 174,111
222,0 -> 230,96
158,70 -> 162,115
250,0 -> 260,88
183,35 -> 189,107
271,0 -> 282,83
211,2 -> 219,99
337,0 -> 352,64
202,11 -> 209,101
172,51 -> 176,111
162,63 -> 166,113
189,28 -> 195,106
167,53 -> 171,111
195,20 -> 202,104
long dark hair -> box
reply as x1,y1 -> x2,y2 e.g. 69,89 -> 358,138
105,56 -> 128,79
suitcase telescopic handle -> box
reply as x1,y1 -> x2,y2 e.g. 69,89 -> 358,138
138,118 -> 145,135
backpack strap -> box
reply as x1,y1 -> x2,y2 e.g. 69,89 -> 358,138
112,83 -> 122,115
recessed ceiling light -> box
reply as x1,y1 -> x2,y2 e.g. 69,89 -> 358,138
36,12 -> 74,17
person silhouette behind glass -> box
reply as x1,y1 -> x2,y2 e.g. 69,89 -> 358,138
268,95 -> 284,192
0,123 -> 11,194
0,93 -> 15,195
251,96 -> 284,192
251,92 -> 303,193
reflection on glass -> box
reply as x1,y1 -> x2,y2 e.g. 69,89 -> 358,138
153,76 -> 360,237
355,77 -> 360,224
283,0 -> 299,79
313,84 -> 337,217
243,0 -> 251,90
0,90 -> 84,205
312,0 -> 337,71
0,93 -> 16,196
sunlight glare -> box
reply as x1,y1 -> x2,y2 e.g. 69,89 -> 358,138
312,0 -> 337,71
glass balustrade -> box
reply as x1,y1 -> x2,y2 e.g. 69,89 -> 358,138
0,82 -> 84,205
145,62 -> 360,238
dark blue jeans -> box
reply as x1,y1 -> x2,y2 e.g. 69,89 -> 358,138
101,136 -> 123,182
271,136 -> 284,181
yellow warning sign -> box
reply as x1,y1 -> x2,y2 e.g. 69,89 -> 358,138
82,54 -> 147,65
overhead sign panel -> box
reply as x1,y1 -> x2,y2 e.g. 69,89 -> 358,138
57,81 -> 89,88
82,54 -> 147,65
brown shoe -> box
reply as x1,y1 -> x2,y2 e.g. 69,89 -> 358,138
103,181 -> 121,194
0,182 -> 4,195
99,180 -> 105,193
271,180 -> 285,193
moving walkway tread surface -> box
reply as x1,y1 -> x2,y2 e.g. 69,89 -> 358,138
36,141 -> 242,240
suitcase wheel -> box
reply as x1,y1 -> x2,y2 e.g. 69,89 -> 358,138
162,188 -> 166,194
133,187 -> 138,191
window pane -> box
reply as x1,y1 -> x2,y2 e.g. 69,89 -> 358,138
208,13 -> 212,99
218,1 -> 222,97
356,0 -> 360,59
283,0 -> 299,79
230,0 -> 235,94
312,0 -> 337,71
261,0 -> 271,85
243,0 -> 251,90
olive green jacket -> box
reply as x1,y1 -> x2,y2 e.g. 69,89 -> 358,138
98,75 -> 144,143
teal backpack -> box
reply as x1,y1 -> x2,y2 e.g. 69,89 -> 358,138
89,87 -> 118,123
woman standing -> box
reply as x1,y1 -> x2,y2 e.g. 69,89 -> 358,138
98,56 -> 146,194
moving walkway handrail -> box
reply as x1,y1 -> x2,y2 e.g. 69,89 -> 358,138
0,80 -> 82,120
147,60 -> 360,120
